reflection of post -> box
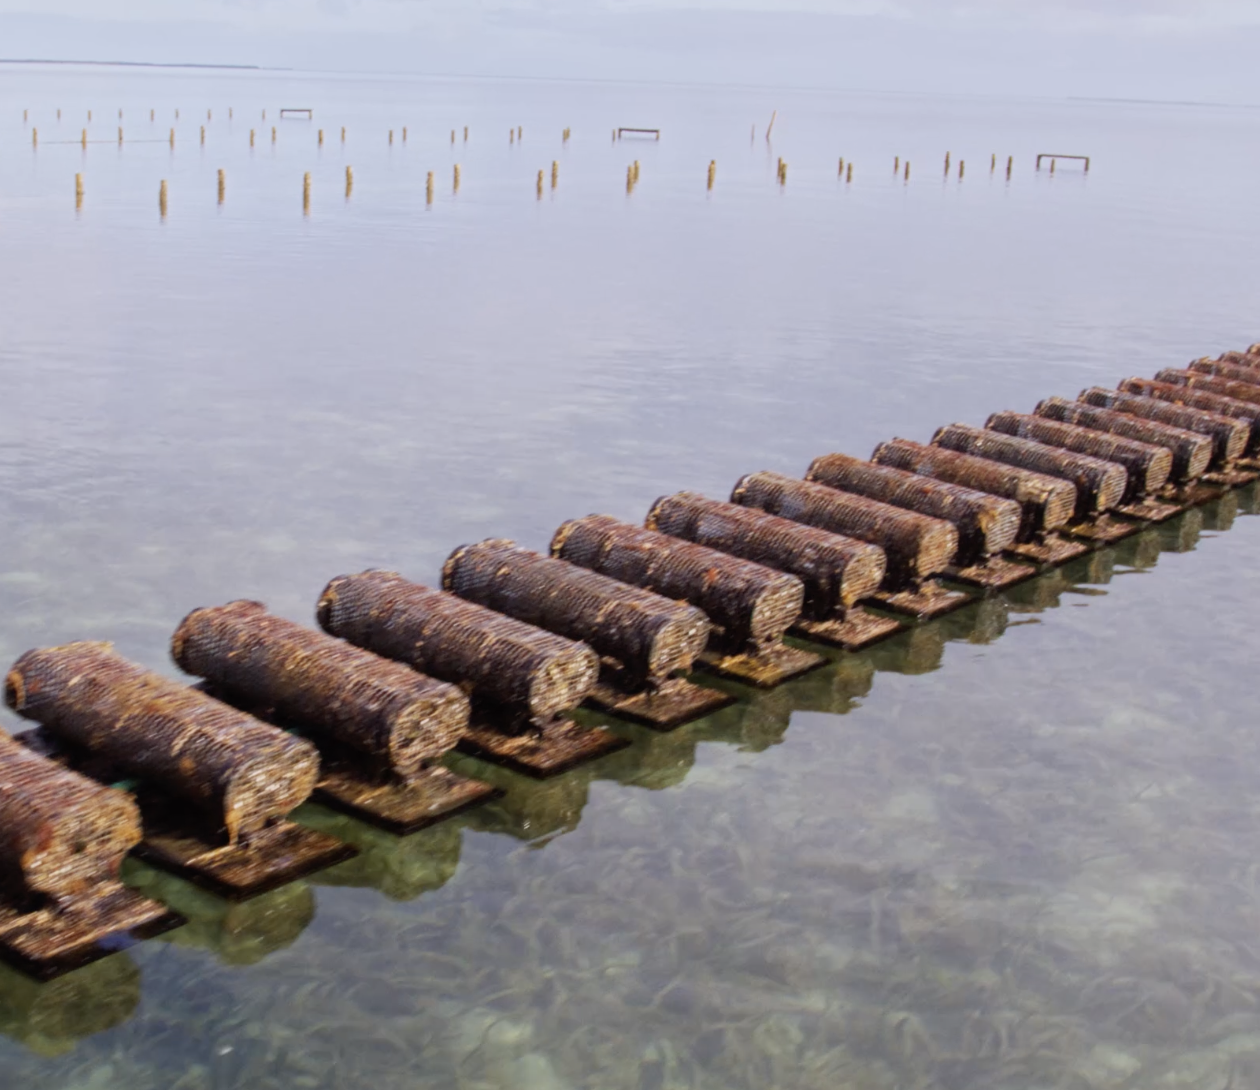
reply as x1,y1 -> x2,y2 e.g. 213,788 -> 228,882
1204,490 -> 1238,533
127,862 -> 314,966
0,953 -> 140,1056
462,770 -> 593,843
303,811 -> 463,902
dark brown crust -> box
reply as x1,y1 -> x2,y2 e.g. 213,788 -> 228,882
172,600 -> 470,781
731,471 -> 957,591
550,514 -> 803,652
646,492 -> 885,621
318,570 -> 599,726
1077,386 -> 1247,467
931,423 -> 1126,519
5,642 -> 319,846
443,540 -> 710,687
871,438 -> 1076,542
1117,378 -> 1260,455
805,452 -> 1021,566
1155,368 -> 1260,408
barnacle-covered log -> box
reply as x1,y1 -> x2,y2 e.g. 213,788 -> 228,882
1077,387 -> 1247,468
1034,397 -> 1212,483
172,600 -> 469,782
731,471 -> 957,591
645,492 -> 886,621
1117,378 -> 1260,454
442,540 -> 710,688
5,643 -> 319,846
1154,368 -> 1260,409
1188,356 -> 1260,387
805,452 -> 1021,567
932,423 -> 1126,519
318,570 -> 599,726
0,732 -> 140,908
870,438 -> 1077,543
984,411 -> 1170,503
1217,349 -> 1260,367
550,514 -> 804,653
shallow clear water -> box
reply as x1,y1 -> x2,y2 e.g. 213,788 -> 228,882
1,65 -> 1260,1088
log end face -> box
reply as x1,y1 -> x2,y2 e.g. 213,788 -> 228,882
529,642 -> 600,722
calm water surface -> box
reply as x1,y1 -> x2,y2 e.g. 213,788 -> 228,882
1,65 -> 1259,1089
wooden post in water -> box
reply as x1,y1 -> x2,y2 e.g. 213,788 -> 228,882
207,109 -> 211,120
402,126 -> 407,142
847,162 -> 853,183
517,126 -> 522,140
626,164 -> 634,193
318,129 -> 324,146
510,128 -> 515,144
426,171 -> 433,204
159,179 -> 168,217
1006,155 -> 1013,180
250,129 -> 255,147
87,110 -> 92,121
31,128 -> 36,148
1050,158 -> 1056,175
81,128 -> 87,149
271,126 -> 276,144
174,109 -> 179,119
200,125 -> 205,146
118,126 -> 123,145
303,172 -> 311,215
707,160 -> 716,190
463,126 -> 468,142
57,108 -> 61,120
903,161 -> 909,182
944,151 -> 950,175
894,155 -> 899,173
118,108 -> 122,119
169,128 -> 175,148
150,109 -> 154,121
389,129 -> 394,145
551,160 -> 558,188
23,109 -> 27,121
633,160 -> 640,182
765,109 -> 777,141
537,169 -> 544,199
453,163 -> 460,191
340,126 -> 346,142
959,159 -> 964,179
229,108 -> 233,119
218,169 -> 225,204
450,129 -> 455,145
991,153 -> 996,173
75,173 -> 83,209
346,166 -> 354,198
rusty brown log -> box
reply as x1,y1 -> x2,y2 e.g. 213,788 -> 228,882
984,411 -> 1169,503
1077,387 -> 1247,468
1154,368 -> 1260,409
805,452 -> 1021,567
1215,349 -> 1260,367
1117,378 -> 1260,455
932,423 -> 1125,519
4,643 -> 319,846
443,540 -> 709,688
172,601 -> 470,781
318,570 -> 598,727
1033,397 -> 1211,483
1188,357 -> 1260,386
550,514 -> 804,653
870,438 -> 1076,543
730,471 -> 957,591
645,492 -> 885,622
0,732 -> 140,909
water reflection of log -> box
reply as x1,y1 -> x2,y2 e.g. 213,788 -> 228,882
124,863 -> 313,966
1157,507 -> 1203,553
0,953 -> 139,1056
863,596 -> 1011,675
300,809 -> 463,903
1203,490 -> 1238,532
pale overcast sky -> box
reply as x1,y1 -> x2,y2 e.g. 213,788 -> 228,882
2,1 -> 1260,100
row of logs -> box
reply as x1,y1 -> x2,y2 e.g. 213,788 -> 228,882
3,344 -> 1260,931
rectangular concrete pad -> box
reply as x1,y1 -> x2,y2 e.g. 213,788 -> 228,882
869,582 -> 973,620
586,677 -> 735,731
1064,516 -> 1143,544
791,606 -> 905,650
313,763 -> 502,836
457,717 -> 630,778
944,556 -> 1038,590
0,887 -> 183,982
133,816 -> 357,902
695,643 -> 826,689
1005,535 -> 1092,566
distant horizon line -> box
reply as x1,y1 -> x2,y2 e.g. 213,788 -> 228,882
0,58 -> 266,70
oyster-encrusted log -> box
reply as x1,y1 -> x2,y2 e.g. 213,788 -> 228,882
1078,387 -> 1247,467
550,514 -> 804,653
805,452 -> 1021,567
1034,397 -> 1212,483
5,643 -> 319,846
1118,377 -> 1260,455
443,540 -> 710,688
0,732 -> 140,908
871,438 -> 1076,543
984,411 -> 1170,503
1188,356 -> 1260,387
1154,368 -> 1260,409
731,471 -> 957,591
172,601 -> 469,781
1221,348 -> 1260,365
932,423 -> 1126,519
318,570 -> 598,727
646,492 -> 886,622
